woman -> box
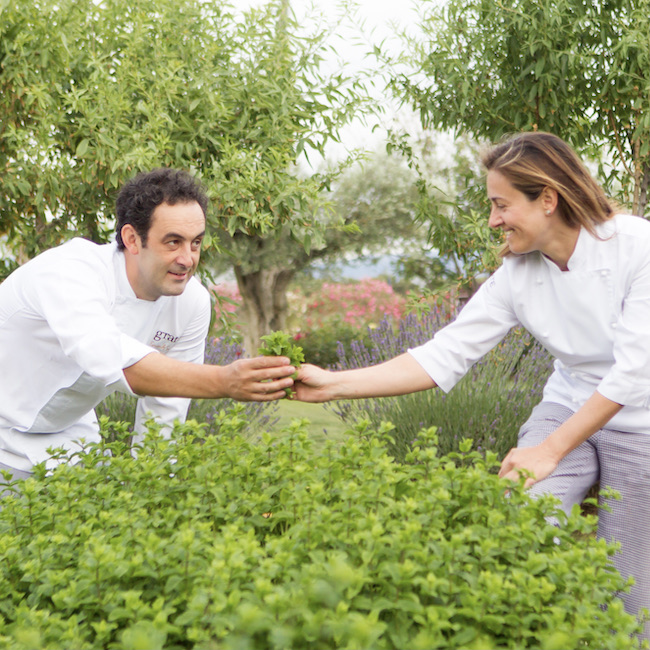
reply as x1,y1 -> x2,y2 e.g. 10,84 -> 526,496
295,131 -> 650,639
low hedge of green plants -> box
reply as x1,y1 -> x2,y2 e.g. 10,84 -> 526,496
0,410 -> 642,649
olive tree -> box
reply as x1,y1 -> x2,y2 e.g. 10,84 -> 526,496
222,148 -> 435,350
0,0 -> 371,348
391,0 -> 650,215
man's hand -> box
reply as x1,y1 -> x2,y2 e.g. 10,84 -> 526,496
220,356 -> 296,401
498,444 -> 559,488
123,351 -> 295,401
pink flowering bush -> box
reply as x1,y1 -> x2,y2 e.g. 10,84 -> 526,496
288,279 -> 406,367
298,278 -> 405,330
210,278 -> 407,367
212,278 -> 406,334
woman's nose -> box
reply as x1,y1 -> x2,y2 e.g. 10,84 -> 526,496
488,208 -> 503,229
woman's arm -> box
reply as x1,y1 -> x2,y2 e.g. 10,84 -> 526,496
294,353 -> 437,403
498,391 -> 623,487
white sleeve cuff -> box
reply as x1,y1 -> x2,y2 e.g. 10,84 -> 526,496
116,334 -> 159,395
598,372 -> 650,410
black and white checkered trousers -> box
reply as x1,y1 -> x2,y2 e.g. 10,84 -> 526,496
518,401 -> 650,641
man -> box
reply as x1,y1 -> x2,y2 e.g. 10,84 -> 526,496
0,168 -> 295,479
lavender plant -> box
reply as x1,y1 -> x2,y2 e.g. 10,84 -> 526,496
95,336 -> 278,438
330,309 -> 554,461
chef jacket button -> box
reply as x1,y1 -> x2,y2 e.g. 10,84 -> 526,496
611,322 -> 617,329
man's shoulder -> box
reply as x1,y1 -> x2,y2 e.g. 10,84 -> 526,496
37,237 -> 113,265
9,239 -> 113,282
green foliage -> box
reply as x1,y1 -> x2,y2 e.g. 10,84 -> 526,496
258,330 -> 305,398
0,0 -> 367,256
298,319 -> 372,368
0,258 -> 19,284
95,392 -> 278,444
258,331 -> 305,366
314,150 -> 429,281
94,393 -> 137,430
385,132 -> 502,291
393,0 -> 650,215
0,414 -> 643,648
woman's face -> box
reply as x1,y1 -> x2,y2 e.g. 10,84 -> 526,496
486,170 -> 552,256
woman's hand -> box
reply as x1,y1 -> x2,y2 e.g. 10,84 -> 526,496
293,364 -> 337,403
294,353 -> 437,404
498,444 -> 560,488
499,392 -> 623,488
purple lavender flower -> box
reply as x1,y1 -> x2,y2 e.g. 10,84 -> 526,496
329,309 -> 553,461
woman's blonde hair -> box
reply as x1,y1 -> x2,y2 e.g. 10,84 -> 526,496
482,132 -> 615,255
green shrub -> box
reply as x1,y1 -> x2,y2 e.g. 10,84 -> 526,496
0,411 -> 642,649
332,312 -> 553,461
298,318 -> 372,368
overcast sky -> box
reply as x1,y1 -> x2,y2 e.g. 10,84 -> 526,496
234,0 -> 423,158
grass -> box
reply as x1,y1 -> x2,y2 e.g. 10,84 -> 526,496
270,399 -> 349,446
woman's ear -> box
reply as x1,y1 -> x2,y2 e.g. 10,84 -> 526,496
541,187 -> 559,216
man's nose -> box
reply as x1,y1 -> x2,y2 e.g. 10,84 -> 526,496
176,244 -> 194,267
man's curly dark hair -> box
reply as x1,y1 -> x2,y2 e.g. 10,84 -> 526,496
115,168 -> 209,250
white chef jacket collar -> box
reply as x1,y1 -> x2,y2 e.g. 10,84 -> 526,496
110,243 -> 138,300
112,242 -> 163,303
538,225 -> 594,273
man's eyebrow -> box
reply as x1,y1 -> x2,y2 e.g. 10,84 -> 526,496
163,230 -> 206,240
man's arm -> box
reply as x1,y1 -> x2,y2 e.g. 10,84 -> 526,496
294,353 -> 437,403
498,391 -> 623,487
124,352 -> 296,402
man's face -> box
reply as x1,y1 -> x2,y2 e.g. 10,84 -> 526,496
125,201 -> 206,301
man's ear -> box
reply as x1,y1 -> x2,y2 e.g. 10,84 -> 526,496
121,224 -> 141,255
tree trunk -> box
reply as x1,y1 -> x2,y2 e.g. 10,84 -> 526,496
234,266 -> 295,355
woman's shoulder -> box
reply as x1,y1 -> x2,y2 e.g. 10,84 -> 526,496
601,213 -> 650,239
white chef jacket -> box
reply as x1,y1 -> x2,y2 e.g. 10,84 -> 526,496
0,238 -> 211,469
409,213 -> 650,435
